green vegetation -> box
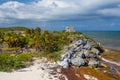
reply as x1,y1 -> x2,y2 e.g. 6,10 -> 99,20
0,26 -> 28,32
16,53 -> 33,62
0,26 -> 91,71
0,26 -> 82,54
0,53 -> 32,72
47,51 -> 61,61
0,26 -> 118,80
0,27 -> 118,79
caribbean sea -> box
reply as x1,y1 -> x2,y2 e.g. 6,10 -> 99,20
81,31 -> 120,50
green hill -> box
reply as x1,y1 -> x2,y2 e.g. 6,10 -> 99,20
0,26 -> 28,32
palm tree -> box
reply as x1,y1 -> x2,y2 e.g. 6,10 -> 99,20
34,27 -> 41,35
0,32 -> 4,45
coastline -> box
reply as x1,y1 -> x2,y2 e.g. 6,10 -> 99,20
0,48 -> 119,80
82,31 -> 120,50
102,48 -> 120,62
0,29 -> 120,80
61,48 -> 120,80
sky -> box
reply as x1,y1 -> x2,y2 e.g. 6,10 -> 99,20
0,0 -> 120,31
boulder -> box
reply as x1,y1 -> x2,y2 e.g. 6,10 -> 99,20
84,50 -> 89,57
91,48 -> 100,55
57,61 -> 69,68
88,53 -> 94,58
79,45 -> 84,49
84,43 -> 91,50
88,59 -> 99,67
57,58 -> 70,68
75,46 -> 81,52
82,39 -> 87,46
61,51 -> 73,60
58,36 -> 103,68
73,52 -> 81,58
76,40 -> 83,46
71,57 -> 85,67
61,53 -> 67,60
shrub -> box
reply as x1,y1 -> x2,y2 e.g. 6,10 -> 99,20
16,53 -> 33,62
0,53 -> 33,72
13,61 -> 26,69
0,54 -> 17,71
47,51 -> 61,61
32,52 -> 44,58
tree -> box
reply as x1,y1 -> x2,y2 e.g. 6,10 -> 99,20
4,32 -> 26,48
35,27 -> 41,35
24,29 -> 31,36
33,35 -> 42,52
0,32 -> 4,45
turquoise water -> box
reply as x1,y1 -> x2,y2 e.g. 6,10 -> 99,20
81,31 -> 120,50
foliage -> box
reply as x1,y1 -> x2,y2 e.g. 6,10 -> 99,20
32,51 -> 44,58
0,53 -> 33,72
0,26 -> 28,32
0,26 -> 84,61
16,53 -> 33,62
47,51 -> 61,61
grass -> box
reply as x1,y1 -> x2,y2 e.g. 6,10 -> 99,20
47,51 -> 61,62
16,53 -> 33,62
0,53 -> 33,72
31,50 -> 61,62
0,50 -> 61,72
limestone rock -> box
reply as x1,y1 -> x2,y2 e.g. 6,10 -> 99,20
71,57 -> 85,67
57,35 -> 103,68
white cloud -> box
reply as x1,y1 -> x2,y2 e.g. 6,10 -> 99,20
97,8 -> 120,17
0,0 -> 120,23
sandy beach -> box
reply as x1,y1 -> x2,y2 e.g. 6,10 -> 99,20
0,58 -> 67,80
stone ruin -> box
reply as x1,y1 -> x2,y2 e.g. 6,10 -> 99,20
57,36 -> 104,68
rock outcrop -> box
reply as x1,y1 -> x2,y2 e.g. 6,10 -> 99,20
57,35 -> 103,68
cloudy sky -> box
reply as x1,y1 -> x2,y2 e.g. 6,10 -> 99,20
0,0 -> 120,31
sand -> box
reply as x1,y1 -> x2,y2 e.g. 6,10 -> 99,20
0,58 -> 67,80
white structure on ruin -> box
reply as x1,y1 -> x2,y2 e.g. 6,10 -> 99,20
66,26 -> 75,32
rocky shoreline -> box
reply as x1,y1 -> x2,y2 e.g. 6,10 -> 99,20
57,37 -> 103,68
61,48 -> 120,80
57,37 -> 120,80
0,48 -> 119,80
